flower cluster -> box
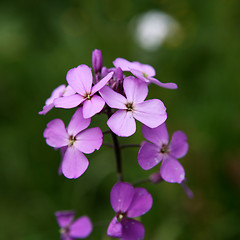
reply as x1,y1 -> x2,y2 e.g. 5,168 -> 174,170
40,49 -> 191,239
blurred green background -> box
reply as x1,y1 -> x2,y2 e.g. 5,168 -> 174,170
1,0 -> 240,239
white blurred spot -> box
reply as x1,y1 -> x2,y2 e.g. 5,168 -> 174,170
131,10 -> 182,51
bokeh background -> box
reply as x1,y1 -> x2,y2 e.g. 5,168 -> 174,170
1,0 -> 240,239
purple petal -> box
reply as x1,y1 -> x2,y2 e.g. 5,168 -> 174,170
131,61 -> 156,77
113,57 -> 133,71
75,127 -> 103,154
122,218 -> 145,240
107,110 -> 136,137
61,147 -> 89,179
110,182 -> 134,213
127,187 -> 153,218
66,64 -> 93,96
69,216 -> 92,238
54,94 -> 85,109
45,84 -> 66,105
133,99 -> 167,128
43,119 -> 69,148
63,85 -> 76,96
58,147 -> 68,175
60,235 -> 72,240
67,108 -> 91,137
169,131 -> 189,159
160,156 -> 185,183
149,77 -> 178,89
82,95 -> 105,118
39,85 -> 66,115
129,69 -> 149,83
142,123 -> 169,146
55,211 -> 75,228
138,142 -> 162,170
38,103 -> 54,115
123,77 -> 148,104
100,86 -> 127,109
107,216 -> 122,238
91,72 -> 114,95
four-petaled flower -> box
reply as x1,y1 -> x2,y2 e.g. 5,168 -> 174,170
107,182 -> 153,240
138,123 -> 189,183
54,64 -> 114,118
43,107 -> 103,179
100,76 -> 167,137
55,210 -> 92,239
113,57 -> 178,89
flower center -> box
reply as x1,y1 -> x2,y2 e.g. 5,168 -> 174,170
160,144 -> 169,154
126,103 -> 133,112
116,212 -> 125,222
68,135 -> 76,147
84,93 -> 92,100
60,227 -> 70,235
143,72 -> 148,78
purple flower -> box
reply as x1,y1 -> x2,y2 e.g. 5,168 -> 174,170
55,211 -> 92,239
100,76 -> 167,137
113,57 -> 177,89
138,123 -> 189,183
39,85 -> 75,115
107,182 -> 153,240
43,107 -> 103,179
54,64 -> 114,118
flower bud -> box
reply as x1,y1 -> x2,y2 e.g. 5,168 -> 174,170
150,172 -> 163,184
92,49 -> 103,73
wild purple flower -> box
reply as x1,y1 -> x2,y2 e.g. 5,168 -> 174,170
100,76 -> 167,137
55,211 -> 92,239
113,57 -> 177,89
43,108 -> 103,179
39,85 -> 75,115
107,182 -> 153,240
138,123 -> 188,183
54,64 -> 114,118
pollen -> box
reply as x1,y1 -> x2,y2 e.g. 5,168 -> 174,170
126,102 -> 133,111
68,135 -> 76,146
143,72 -> 148,78
116,212 -> 125,222
160,144 -> 169,154
86,94 -> 91,100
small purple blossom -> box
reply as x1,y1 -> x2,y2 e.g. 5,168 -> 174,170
54,64 -> 114,118
55,211 -> 92,239
107,182 -> 153,240
39,85 -> 75,115
43,107 -> 103,179
138,123 -> 189,183
113,57 -> 178,89
100,76 -> 167,137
